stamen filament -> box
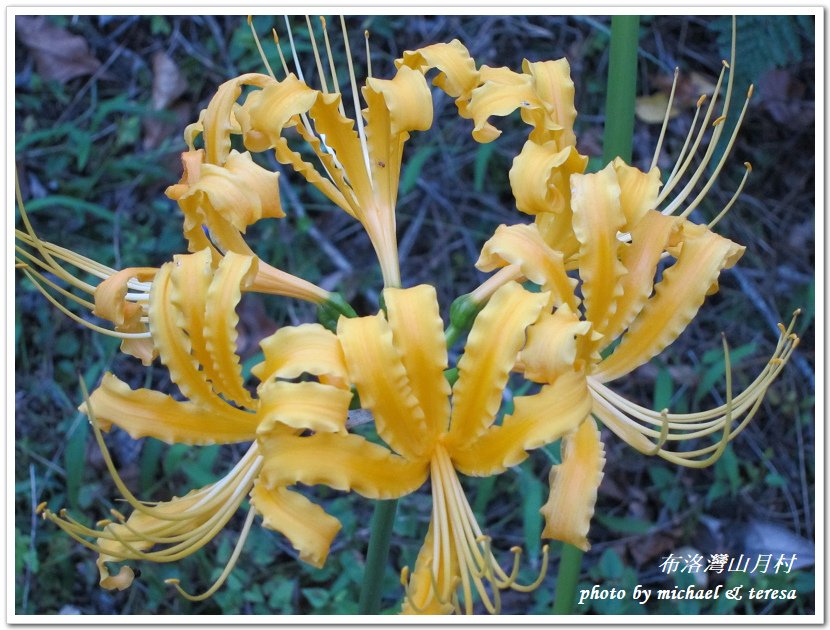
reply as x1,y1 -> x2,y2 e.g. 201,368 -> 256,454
339,16 -> 373,187
650,67 -> 680,171
166,505 -> 257,601
305,15 -> 330,93
247,16 -> 276,79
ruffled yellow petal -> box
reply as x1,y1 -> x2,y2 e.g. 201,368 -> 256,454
238,75 -> 352,213
397,39 -> 480,118
595,223 -> 745,382
338,312 -> 430,461
518,305 -> 592,383
612,158 -> 662,230
445,282 -> 548,448
169,248 -> 218,385
363,64 -> 433,211
450,370 -> 591,476
521,58 -> 577,146
535,208 -> 580,264
149,261 -> 227,412
252,323 -> 349,390
256,380 -> 351,435
259,432 -> 429,500
203,251 -> 257,408
173,151 -> 282,256
540,417 -> 605,551
476,223 -> 578,310
384,285 -> 451,442
83,374 -> 258,445
92,266 -> 157,365
468,69 -> 537,142
509,140 -> 587,216
600,210 -> 679,348
202,73 -> 274,165
571,164 -> 626,336
250,481 -> 341,569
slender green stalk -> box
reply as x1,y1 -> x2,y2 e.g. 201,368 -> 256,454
554,15 -> 640,616
602,15 -> 641,165
358,499 -> 399,614
552,543 -> 584,614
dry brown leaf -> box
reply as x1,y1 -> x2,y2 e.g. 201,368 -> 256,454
151,51 -> 187,110
143,52 -> 188,149
16,16 -> 101,84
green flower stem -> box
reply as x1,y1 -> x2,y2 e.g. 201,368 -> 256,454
603,15 -> 641,165
358,499 -> 399,614
554,15 -> 640,616
553,543 -> 584,614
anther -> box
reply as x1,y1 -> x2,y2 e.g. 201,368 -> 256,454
747,84 -> 755,98
35,501 -> 47,514
722,59 -> 730,68
712,114 -> 727,126
165,578 -> 180,585
96,519 -> 112,527
110,508 -> 126,522
697,94 -> 708,108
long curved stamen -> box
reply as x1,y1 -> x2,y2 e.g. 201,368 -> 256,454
339,16 -> 373,186
16,260 -> 95,309
305,16 -> 329,94
364,30 -> 373,78
319,17 -> 346,117
650,67 -> 680,171
708,162 -> 752,229
593,317 -> 799,467
657,61 -> 728,205
270,29 -> 290,77
590,311 -> 800,430
646,409 -> 670,455
661,93 -> 706,190
247,16 -> 275,79
677,85 -> 754,220
166,505 -> 257,601
415,446 -> 550,614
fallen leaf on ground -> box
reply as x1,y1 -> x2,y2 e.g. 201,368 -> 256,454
16,16 -> 101,84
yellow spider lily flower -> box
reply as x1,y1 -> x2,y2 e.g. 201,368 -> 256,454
39,248 -> 353,599
14,176 -> 158,364
474,164 -> 800,550
258,281 -> 593,614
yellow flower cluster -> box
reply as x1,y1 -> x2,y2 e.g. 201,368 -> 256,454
17,16 -> 798,615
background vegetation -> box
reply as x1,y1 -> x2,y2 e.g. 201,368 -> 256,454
15,14 -> 815,615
